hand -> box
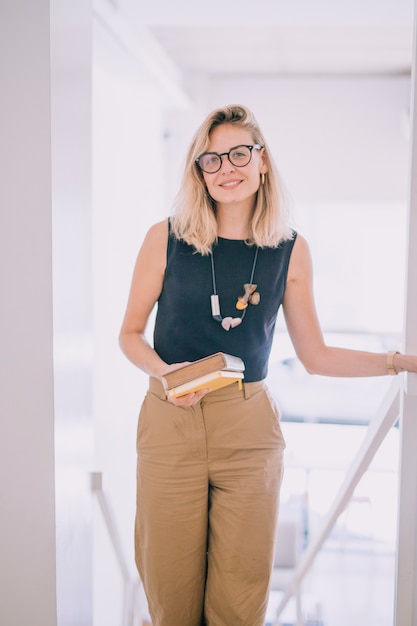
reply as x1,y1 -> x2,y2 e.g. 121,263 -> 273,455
395,353 -> 417,374
161,362 -> 210,406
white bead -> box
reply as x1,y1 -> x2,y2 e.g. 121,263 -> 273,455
221,317 -> 232,330
221,316 -> 242,330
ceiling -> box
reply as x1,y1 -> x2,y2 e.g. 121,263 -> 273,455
148,25 -> 413,76
126,0 -> 416,77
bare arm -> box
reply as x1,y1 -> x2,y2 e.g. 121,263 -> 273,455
119,219 -> 209,405
282,235 -> 417,377
119,220 -> 169,378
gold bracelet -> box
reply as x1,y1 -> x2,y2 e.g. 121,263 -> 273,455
387,350 -> 400,375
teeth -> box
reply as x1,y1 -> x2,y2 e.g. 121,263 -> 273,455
222,181 -> 240,187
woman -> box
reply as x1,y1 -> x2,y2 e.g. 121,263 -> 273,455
119,104 -> 417,626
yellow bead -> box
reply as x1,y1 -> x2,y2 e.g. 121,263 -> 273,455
235,299 -> 248,310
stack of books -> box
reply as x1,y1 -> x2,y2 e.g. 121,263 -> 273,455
163,352 -> 245,399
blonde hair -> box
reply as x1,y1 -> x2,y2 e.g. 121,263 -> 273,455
170,104 -> 293,255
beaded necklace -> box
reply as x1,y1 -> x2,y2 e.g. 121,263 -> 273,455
210,246 -> 260,331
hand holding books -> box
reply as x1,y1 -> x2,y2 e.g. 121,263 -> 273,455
162,352 -> 245,399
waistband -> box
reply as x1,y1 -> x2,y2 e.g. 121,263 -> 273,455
148,377 -> 266,401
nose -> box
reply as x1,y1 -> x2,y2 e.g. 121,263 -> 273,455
218,152 -> 235,172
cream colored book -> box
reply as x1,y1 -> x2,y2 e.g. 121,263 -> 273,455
166,369 -> 244,399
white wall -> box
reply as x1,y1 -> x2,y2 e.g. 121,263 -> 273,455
163,75 -> 410,202
208,76 -> 410,205
0,2 -> 57,625
92,68 -> 168,625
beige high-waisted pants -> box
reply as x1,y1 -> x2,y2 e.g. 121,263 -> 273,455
135,377 -> 285,626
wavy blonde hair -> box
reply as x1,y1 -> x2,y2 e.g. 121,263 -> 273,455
170,104 -> 293,254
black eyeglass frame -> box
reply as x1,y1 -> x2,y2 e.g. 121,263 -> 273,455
195,144 -> 263,174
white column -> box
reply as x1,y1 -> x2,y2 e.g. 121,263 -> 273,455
0,2 -> 57,625
51,1 -> 94,624
395,2 -> 417,624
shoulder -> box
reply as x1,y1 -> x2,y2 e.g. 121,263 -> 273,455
143,218 -> 169,248
287,233 -> 313,282
291,232 -> 310,255
135,218 -> 169,275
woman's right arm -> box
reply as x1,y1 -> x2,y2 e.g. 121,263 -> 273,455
119,219 -> 210,407
119,219 -> 170,380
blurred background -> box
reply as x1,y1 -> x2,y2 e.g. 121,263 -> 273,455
50,1 -> 416,625
2,1 -> 416,625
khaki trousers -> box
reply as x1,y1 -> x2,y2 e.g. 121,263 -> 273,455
135,377 -> 285,626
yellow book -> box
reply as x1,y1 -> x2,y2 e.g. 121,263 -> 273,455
166,370 -> 244,399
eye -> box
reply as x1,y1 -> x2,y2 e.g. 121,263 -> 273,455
231,149 -> 246,158
229,146 -> 251,163
199,153 -> 219,168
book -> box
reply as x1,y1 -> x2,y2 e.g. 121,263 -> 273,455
163,352 -> 245,389
166,370 -> 244,399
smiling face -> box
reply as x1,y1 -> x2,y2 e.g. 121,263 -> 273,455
201,123 -> 267,211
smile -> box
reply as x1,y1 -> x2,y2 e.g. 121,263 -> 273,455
220,180 -> 242,188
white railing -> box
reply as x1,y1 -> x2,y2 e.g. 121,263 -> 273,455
90,471 -> 143,626
273,379 -> 401,626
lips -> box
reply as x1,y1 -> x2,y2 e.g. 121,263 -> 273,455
219,179 -> 242,188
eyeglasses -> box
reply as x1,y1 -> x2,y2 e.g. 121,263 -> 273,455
195,144 -> 263,174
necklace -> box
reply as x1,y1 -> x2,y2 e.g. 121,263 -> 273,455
210,246 -> 260,331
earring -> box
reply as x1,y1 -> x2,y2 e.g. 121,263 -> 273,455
261,172 -> 265,185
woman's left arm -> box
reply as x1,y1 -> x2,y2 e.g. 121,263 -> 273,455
282,234 -> 417,377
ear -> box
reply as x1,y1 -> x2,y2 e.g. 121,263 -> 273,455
259,149 -> 268,174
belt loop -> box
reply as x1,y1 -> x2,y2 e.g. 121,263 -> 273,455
243,383 -> 250,399
149,376 -> 167,399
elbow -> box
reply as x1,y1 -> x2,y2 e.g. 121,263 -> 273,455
292,341 -> 329,376
118,329 -> 129,355
119,327 -> 144,357
297,352 -> 324,376
300,358 -> 315,375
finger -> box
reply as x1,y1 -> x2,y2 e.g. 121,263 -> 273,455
167,389 -> 210,406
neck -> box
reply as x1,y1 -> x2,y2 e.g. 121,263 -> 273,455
216,203 -> 253,240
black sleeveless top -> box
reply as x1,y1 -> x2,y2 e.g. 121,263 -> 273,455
154,226 -> 297,382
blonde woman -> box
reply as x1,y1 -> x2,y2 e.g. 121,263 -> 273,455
120,104 -> 417,626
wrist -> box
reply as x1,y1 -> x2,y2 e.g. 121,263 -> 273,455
387,350 -> 400,375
